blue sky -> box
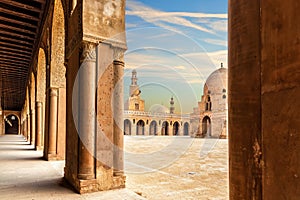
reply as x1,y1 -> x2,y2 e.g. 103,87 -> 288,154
124,0 -> 228,113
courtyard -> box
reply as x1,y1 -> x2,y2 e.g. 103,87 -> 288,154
0,135 -> 228,199
125,136 -> 228,200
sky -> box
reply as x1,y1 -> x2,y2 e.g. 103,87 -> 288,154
124,0 -> 228,113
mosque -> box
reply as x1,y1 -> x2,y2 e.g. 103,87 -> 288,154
124,70 -> 191,136
124,66 -> 228,138
190,64 -> 228,138
0,1 -> 297,198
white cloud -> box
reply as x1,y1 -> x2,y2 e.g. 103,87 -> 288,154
209,20 -> 228,32
126,0 -> 226,34
187,78 -> 204,84
174,66 -> 186,70
127,10 -> 227,19
180,50 -> 228,70
204,38 -> 227,47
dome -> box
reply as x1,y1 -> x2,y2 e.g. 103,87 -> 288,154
149,104 -> 169,114
204,67 -> 228,94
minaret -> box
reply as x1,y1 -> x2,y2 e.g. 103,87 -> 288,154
170,97 -> 175,114
131,69 -> 137,85
129,69 -> 140,97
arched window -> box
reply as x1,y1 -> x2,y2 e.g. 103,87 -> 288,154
205,95 -> 212,111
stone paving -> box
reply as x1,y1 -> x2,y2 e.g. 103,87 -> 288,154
125,136 -> 229,200
0,135 -> 228,199
0,135 -> 144,200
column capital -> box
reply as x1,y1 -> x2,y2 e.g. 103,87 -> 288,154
113,46 -> 126,62
36,101 -> 43,107
80,41 -> 97,63
49,88 -> 58,97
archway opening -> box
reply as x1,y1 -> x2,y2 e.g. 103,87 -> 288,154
149,120 -> 157,135
136,120 -> 145,135
161,121 -> 169,135
184,122 -> 189,136
5,115 -> 19,134
173,121 -> 180,136
202,116 -> 211,137
124,119 -> 131,135
36,48 -> 47,147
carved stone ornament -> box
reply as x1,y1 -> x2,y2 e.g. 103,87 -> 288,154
80,42 -> 97,63
113,47 -> 125,62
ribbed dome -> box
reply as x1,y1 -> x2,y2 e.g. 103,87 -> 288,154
149,104 -> 169,114
204,67 -> 228,93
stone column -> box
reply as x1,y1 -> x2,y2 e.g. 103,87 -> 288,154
157,124 -> 162,136
27,113 -> 30,141
35,102 -> 43,150
179,125 -> 184,136
48,88 -> 58,155
169,124 -> 173,136
78,41 -> 96,180
113,60 -> 124,175
131,124 -> 137,136
144,124 -> 149,136
30,109 -> 36,145
23,117 -> 26,139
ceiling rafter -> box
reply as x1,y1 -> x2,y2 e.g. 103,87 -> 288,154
0,0 -> 47,110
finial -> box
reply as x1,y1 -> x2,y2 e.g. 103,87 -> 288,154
221,63 -> 223,68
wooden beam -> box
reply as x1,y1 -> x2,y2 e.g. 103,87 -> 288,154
0,7 -> 40,22
0,40 -> 33,51
0,46 -> 32,56
0,57 -> 29,65
2,0 -> 42,13
0,22 -> 37,36
0,53 -> 31,63
0,29 -> 35,41
0,15 -> 36,29
0,36 -> 34,47
0,60 -> 29,69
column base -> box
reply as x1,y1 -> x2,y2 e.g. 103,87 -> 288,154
35,146 -> 44,151
194,133 -> 205,138
113,170 -> 124,176
64,168 -> 126,194
78,173 -> 95,180
45,153 -> 64,161
219,135 -> 227,139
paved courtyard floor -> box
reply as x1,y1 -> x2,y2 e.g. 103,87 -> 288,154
0,135 -> 144,200
125,136 -> 229,200
0,135 -> 228,199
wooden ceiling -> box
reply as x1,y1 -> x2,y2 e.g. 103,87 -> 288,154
0,0 -> 47,111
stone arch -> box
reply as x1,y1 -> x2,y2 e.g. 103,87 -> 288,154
124,119 -> 131,135
51,0 -> 66,88
136,120 -> 145,135
4,114 -> 20,134
44,0 -> 66,160
149,120 -> 157,135
202,116 -> 211,137
30,73 -> 36,144
30,73 -> 36,110
161,121 -> 169,136
36,48 -> 47,148
36,48 -> 46,103
173,121 -> 180,136
184,122 -> 190,136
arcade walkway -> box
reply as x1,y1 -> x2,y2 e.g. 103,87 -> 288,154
0,135 -> 144,200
